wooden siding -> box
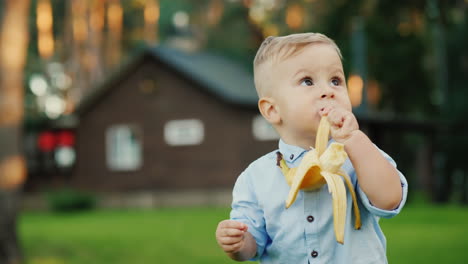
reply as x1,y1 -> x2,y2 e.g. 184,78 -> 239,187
72,59 -> 276,191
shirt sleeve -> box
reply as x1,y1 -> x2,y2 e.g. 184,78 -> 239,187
230,169 -> 268,261
356,147 -> 408,219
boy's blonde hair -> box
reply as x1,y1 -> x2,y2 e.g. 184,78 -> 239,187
253,33 -> 342,96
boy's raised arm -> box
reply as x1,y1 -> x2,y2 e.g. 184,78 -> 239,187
326,108 -> 403,211
344,130 -> 402,211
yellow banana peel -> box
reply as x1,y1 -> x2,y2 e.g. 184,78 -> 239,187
278,116 -> 361,244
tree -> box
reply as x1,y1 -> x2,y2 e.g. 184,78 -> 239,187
0,0 -> 30,263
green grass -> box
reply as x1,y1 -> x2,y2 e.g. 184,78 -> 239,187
19,207 -> 242,264
19,203 -> 468,264
381,203 -> 468,263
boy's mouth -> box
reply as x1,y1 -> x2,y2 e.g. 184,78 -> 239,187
319,106 -> 333,116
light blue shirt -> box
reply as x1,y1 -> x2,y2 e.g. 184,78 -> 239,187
230,139 -> 408,264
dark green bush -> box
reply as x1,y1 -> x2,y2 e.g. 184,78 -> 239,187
46,189 -> 96,212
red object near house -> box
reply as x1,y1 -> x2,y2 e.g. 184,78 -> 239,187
37,131 -> 56,152
57,130 -> 75,147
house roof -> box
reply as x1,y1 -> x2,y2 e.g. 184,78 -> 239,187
148,46 -> 259,107
76,45 -> 258,117
66,45 -> 440,132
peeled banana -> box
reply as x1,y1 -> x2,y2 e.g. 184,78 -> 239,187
277,116 -> 361,244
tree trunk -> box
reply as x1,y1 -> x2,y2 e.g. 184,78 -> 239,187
0,191 -> 21,264
0,0 -> 30,263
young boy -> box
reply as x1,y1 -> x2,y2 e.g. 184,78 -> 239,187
215,33 -> 408,263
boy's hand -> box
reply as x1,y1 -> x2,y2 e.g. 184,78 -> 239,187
324,108 -> 359,144
216,220 -> 248,254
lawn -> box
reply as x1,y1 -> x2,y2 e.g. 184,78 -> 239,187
19,203 -> 468,264
381,203 -> 468,263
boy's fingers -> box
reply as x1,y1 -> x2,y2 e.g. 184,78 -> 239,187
341,113 -> 358,132
219,220 -> 248,231
223,240 -> 244,253
224,228 -> 245,237
326,109 -> 342,127
216,220 -> 248,245
327,108 -> 356,129
219,234 -> 244,245
327,111 -> 338,123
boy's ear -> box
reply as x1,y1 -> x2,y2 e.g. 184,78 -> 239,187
258,97 -> 281,125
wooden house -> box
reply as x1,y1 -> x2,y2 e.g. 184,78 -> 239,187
56,46 -> 279,192
24,46 -> 443,203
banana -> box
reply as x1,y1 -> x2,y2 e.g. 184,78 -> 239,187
278,116 -> 361,244
315,115 -> 331,157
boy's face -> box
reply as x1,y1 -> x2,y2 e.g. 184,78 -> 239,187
267,43 -> 352,146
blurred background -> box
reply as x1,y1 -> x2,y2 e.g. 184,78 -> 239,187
0,0 -> 467,263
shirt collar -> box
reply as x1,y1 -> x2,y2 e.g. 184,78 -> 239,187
278,138 -> 335,163
278,139 -> 309,163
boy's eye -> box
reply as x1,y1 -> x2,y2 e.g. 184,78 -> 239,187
331,78 -> 341,86
300,78 -> 314,86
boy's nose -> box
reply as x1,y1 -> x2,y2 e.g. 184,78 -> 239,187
320,91 -> 335,99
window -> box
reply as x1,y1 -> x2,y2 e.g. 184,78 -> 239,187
106,125 -> 142,171
252,115 -> 280,141
164,119 -> 204,146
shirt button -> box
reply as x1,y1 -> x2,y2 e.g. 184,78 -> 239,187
311,250 -> 318,258
307,215 -> 314,222
290,154 -> 294,160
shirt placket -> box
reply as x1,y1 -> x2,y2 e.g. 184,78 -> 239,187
290,152 -> 321,263
304,189 -> 321,263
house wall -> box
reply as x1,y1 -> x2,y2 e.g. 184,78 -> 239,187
73,59 -> 277,191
